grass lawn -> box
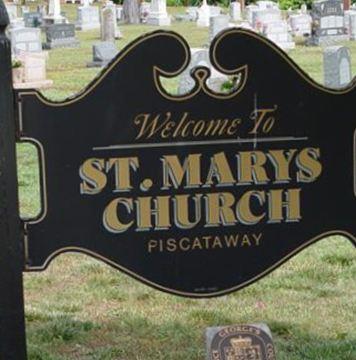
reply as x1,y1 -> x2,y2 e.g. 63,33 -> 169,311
14,2 -> 356,359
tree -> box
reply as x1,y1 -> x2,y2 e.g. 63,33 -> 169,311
123,0 -> 141,24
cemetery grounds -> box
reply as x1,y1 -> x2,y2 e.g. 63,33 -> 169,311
16,2 -> 356,359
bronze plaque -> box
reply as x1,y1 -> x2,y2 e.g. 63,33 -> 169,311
209,324 -> 276,360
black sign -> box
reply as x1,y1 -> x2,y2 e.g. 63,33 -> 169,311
17,29 -> 356,297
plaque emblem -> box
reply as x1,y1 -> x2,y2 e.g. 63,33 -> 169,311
210,325 -> 276,360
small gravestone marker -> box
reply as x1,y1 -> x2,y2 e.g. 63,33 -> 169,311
43,23 -> 80,49
197,0 -> 210,27
101,6 -> 116,42
43,0 -> 67,25
289,14 -> 312,37
5,2 -> 17,21
348,12 -> 356,40
10,27 -> 42,54
87,41 -> 118,67
178,48 -> 228,95
147,0 -> 171,26
324,46 -> 351,88
230,2 -> 241,22
14,52 -> 53,89
206,324 -> 276,360
76,1 -> 100,30
209,15 -> 229,43
23,11 -> 43,28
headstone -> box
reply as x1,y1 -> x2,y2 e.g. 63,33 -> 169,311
23,12 -> 43,28
87,41 -> 118,67
206,324 -> 276,360
76,3 -> 100,30
187,7 -> 198,21
344,10 -> 356,39
37,4 -> 47,18
263,20 -> 295,51
13,52 -> 53,89
245,4 -> 259,24
43,23 -> 80,49
43,0 -> 67,25
178,48 -> 228,94
197,0 -> 210,27
140,1 -> 151,23
5,2 -> 18,21
230,2 -> 241,22
10,28 -> 42,54
349,13 -> 356,39
324,46 -> 351,88
289,13 -> 312,37
256,0 -> 279,10
309,0 -> 348,45
209,15 -> 229,43
101,4 -> 122,40
209,5 -> 222,17
147,0 -> 171,26
101,6 -> 116,42
251,8 -> 281,30
116,5 -> 123,21
21,5 -> 29,15
301,3 -> 308,14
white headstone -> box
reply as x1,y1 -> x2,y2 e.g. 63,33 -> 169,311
147,0 -> 171,26
178,48 -> 228,94
10,28 -> 42,54
230,2 -> 241,22
197,0 -> 210,27
289,13 -> 312,37
263,20 -> 295,50
14,52 -> 53,89
209,15 -> 229,42
44,0 -> 67,24
76,3 -> 100,30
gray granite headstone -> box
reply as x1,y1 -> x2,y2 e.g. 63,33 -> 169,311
87,41 -> 118,67
10,27 -> 42,54
43,23 -> 80,49
101,6 -> 116,42
23,12 -> 43,28
324,46 -> 352,88
309,0 -> 348,45
206,324 -> 276,360
209,15 -> 229,43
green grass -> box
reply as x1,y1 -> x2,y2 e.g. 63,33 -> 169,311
14,2 -> 356,359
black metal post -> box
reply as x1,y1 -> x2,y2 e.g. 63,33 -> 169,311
0,1 -> 27,359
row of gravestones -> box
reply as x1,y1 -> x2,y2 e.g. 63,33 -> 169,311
178,0 -> 356,52
177,43 -> 352,95
6,0 -> 124,88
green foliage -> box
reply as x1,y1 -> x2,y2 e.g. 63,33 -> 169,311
12,59 -> 22,68
278,0 -> 312,10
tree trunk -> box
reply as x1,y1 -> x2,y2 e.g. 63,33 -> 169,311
123,0 -> 140,24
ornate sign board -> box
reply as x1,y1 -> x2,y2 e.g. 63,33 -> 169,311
16,29 -> 356,298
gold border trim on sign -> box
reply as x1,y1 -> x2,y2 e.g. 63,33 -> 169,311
24,230 -> 356,298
